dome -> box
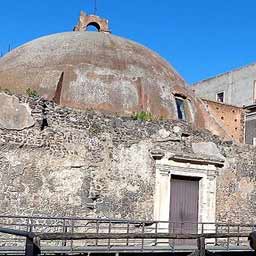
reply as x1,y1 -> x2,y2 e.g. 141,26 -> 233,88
0,31 -> 187,117
0,13 -> 225,133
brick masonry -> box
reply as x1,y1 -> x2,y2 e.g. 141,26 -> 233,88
202,99 -> 245,143
73,11 -> 110,33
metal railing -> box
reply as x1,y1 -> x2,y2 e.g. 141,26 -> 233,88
0,215 -> 254,254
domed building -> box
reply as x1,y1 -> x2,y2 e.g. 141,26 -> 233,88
0,12 -> 256,252
0,12 -> 229,137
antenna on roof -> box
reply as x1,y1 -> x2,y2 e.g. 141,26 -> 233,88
93,0 -> 97,15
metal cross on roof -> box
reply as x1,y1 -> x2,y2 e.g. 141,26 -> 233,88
93,0 -> 97,15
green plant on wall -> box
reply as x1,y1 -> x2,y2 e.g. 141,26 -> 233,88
26,88 -> 39,97
132,111 -> 154,121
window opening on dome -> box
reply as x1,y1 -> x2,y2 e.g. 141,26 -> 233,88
216,91 -> 224,103
86,22 -> 101,32
175,97 -> 186,121
187,99 -> 195,123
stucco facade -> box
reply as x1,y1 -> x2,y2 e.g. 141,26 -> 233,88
192,64 -> 256,145
192,63 -> 256,107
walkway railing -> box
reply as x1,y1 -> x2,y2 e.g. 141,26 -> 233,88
0,215 -> 254,255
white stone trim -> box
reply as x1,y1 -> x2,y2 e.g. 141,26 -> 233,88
153,158 -> 218,227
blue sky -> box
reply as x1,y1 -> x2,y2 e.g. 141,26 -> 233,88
0,0 -> 256,84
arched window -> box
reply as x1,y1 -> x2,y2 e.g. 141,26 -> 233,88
85,22 -> 101,32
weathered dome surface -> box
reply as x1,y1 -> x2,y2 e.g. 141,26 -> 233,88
0,31 -> 227,133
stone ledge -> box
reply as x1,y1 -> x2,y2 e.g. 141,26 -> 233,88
170,152 -> 224,167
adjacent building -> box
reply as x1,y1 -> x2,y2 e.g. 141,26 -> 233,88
192,63 -> 256,144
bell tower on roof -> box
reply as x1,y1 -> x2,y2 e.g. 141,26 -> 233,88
73,11 -> 111,33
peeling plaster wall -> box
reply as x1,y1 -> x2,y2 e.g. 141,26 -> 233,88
1,93 -> 256,223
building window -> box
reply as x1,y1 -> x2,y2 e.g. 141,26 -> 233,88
175,97 -> 186,120
216,92 -> 224,103
253,81 -> 256,103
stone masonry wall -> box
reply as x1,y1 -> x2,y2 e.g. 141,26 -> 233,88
1,92 -> 256,223
216,144 -> 256,223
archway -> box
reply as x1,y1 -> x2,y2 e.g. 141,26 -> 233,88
85,22 -> 101,32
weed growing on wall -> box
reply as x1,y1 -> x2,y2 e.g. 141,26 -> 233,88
26,88 -> 39,98
132,111 -> 154,121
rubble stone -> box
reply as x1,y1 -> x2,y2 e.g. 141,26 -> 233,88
0,94 -> 255,223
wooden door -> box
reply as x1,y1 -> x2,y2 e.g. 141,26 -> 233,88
169,175 -> 199,244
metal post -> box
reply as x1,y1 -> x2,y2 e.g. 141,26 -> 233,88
95,220 -> 99,246
70,220 -> 74,252
94,0 -> 97,15
62,219 -> 67,247
25,236 -> 41,256
227,223 -> 230,251
154,222 -> 158,246
215,223 -> 218,246
29,218 -> 33,233
197,237 -> 206,256
171,222 -> 175,250
237,224 -> 240,246
108,220 -> 111,250
126,222 -> 130,246
141,222 -> 145,251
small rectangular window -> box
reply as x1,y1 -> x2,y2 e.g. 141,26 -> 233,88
175,97 -> 186,120
253,81 -> 256,103
216,92 -> 224,103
